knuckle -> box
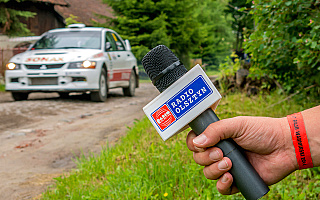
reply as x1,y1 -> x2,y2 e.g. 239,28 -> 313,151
203,165 -> 220,180
193,152 -> 206,166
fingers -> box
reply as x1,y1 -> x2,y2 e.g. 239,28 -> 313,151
186,130 -> 207,152
192,148 -> 223,166
216,173 -> 239,195
187,129 -> 239,195
192,117 -> 244,148
203,157 -> 232,180
203,157 -> 238,195
187,130 -> 233,179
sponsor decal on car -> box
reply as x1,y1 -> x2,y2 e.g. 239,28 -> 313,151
25,57 -> 64,62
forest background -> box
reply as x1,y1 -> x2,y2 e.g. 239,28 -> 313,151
2,0 -> 320,96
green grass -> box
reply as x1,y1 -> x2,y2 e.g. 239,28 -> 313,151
139,78 -> 151,83
205,69 -> 220,77
41,92 -> 319,200
0,84 -> 5,92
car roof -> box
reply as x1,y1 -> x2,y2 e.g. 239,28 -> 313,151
47,26 -> 114,33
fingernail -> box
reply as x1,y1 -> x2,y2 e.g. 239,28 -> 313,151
221,174 -> 229,183
209,150 -> 221,161
218,159 -> 228,170
193,134 -> 207,145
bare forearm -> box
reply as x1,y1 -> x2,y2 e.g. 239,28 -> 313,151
301,105 -> 320,167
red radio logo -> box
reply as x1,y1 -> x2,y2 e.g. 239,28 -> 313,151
152,105 -> 176,130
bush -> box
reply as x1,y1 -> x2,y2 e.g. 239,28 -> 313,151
245,0 -> 320,95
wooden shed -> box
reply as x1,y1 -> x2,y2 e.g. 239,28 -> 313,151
3,0 -> 69,36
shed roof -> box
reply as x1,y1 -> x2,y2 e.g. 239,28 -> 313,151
35,0 -> 69,6
54,0 -> 113,26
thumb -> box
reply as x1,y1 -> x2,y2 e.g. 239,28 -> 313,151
192,116 -> 244,148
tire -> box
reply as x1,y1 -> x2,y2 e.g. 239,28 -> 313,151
91,68 -> 108,102
123,70 -> 136,97
12,92 -> 29,101
58,92 -> 69,98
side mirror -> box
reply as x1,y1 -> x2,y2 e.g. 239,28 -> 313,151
125,39 -> 131,51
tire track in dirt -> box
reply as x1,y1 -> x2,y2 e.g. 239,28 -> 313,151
0,82 -> 158,200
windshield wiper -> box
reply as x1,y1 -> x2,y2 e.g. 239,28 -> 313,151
53,47 -> 88,49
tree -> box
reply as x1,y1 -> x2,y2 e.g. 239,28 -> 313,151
245,0 -> 320,94
191,0 -> 234,66
98,0 -> 202,67
0,0 -> 35,36
65,14 -> 82,26
225,0 -> 253,52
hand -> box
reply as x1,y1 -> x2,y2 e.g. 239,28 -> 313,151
186,116 -> 298,195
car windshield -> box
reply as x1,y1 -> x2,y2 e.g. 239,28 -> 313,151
32,31 -> 101,50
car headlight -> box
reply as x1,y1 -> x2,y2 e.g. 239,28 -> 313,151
68,60 -> 96,69
6,63 -> 21,70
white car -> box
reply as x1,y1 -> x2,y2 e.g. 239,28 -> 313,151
5,24 -> 139,102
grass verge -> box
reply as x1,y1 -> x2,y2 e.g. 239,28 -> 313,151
0,84 -> 5,92
41,93 -> 320,199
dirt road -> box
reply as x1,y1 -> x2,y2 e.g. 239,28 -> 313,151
0,82 -> 158,200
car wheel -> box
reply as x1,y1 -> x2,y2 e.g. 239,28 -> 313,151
58,92 -> 69,98
12,92 -> 29,101
123,70 -> 136,97
91,68 -> 108,102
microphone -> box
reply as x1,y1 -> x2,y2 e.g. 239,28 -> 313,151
142,45 -> 269,200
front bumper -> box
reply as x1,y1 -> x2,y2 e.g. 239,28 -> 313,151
5,67 -> 100,93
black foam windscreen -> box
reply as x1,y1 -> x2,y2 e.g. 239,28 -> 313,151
142,45 -> 188,92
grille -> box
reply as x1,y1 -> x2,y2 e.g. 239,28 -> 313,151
25,64 -> 65,69
30,77 -> 58,85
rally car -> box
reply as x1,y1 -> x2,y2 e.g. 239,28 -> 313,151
5,24 -> 139,102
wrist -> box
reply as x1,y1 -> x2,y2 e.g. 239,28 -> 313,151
279,117 -> 299,171
287,113 -> 314,169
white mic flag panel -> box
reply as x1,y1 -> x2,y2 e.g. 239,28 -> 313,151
143,64 -> 221,141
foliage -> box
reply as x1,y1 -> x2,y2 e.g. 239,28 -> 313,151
191,0 -> 234,66
0,0 -> 35,36
217,52 -> 241,93
0,84 -> 5,92
225,0 -> 254,52
244,0 -> 320,94
219,52 -> 241,77
97,0 -> 235,68
97,0 -> 201,67
41,92 -> 319,200
65,14 -> 82,26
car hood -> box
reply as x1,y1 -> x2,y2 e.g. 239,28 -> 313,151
10,49 -> 102,64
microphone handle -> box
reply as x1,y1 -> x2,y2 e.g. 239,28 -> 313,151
189,109 -> 269,200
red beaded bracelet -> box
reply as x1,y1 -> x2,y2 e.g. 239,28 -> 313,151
287,112 -> 313,169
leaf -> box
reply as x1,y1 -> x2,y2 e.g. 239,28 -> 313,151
312,61 -> 318,68
259,44 -> 264,50
311,41 -> 317,49
292,37 -> 297,43
285,1 -> 292,6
